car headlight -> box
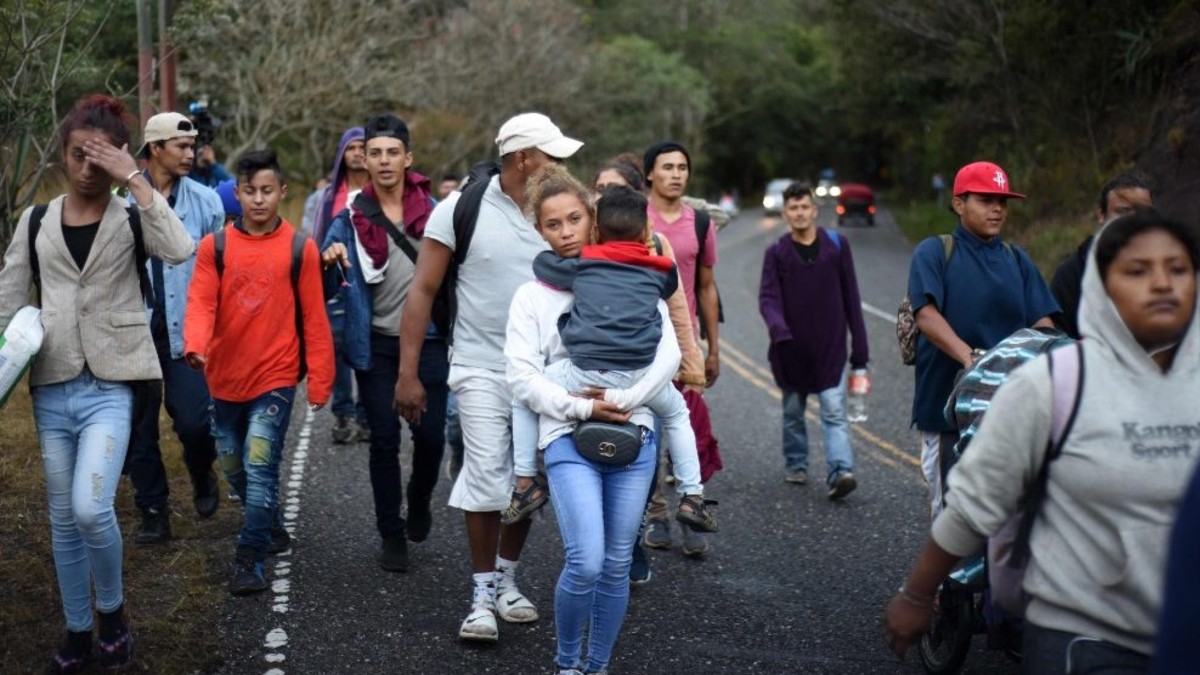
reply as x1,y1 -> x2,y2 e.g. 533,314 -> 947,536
830,186 -> 842,197
815,186 -> 827,197
763,197 -> 775,209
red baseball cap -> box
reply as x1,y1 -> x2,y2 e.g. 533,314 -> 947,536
953,161 -> 1025,199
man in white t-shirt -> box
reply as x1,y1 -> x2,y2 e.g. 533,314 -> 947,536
396,113 -> 582,643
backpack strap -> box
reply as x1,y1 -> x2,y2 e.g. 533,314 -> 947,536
827,228 -> 842,253
1010,341 -> 1084,566
691,207 -> 724,333
214,227 -> 227,278
652,233 -> 664,256
126,206 -> 154,305
442,161 -> 499,343
938,233 -> 955,263
291,229 -> 308,381
28,205 -> 48,301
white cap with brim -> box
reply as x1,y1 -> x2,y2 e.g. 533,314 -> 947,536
138,112 -> 198,157
495,113 -> 583,159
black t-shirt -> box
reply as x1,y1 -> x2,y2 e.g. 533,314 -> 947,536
62,221 -> 101,270
792,237 -> 820,264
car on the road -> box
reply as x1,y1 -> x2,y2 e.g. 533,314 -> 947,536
814,178 -> 841,203
761,178 -> 792,215
836,182 -> 876,226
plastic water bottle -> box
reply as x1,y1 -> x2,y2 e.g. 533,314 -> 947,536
847,369 -> 870,424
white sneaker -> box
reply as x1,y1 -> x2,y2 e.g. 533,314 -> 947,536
496,587 -> 539,623
458,603 -> 498,642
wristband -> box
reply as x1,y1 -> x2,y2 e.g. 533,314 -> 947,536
124,170 -> 142,187
897,585 -> 934,609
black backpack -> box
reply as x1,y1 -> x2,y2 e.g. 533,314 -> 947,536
692,208 -> 724,340
213,223 -> 309,380
439,160 -> 501,344
27,204 -> 153,305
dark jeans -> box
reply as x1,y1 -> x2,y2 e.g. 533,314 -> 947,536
355,331 -> 449,539
211,387 -> 296,561
127,334 -> 217,511
331,327 -> 367,425
1023,623 -> 1150,675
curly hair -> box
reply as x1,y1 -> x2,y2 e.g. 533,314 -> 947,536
525,164 -> 595,226
58,94 -> 134,151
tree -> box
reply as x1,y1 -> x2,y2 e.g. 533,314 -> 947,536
0,0 -> 125,234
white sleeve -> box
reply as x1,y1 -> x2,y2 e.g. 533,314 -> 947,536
604,301 -> 682,410
422,191 -> 460,252
505,286 -> 593,422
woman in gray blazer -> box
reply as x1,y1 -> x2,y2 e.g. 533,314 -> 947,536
0,94 -> 194,673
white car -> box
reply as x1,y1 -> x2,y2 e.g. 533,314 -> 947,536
762,178 -> 793,215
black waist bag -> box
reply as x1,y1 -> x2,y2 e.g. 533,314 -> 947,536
573,421 -> 645,467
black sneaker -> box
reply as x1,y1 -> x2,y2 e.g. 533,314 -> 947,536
378,535 -> 409,572
97,606 -> 133,669
406,503 -> 432,543
643,518 -> 671,550
331,416 -> 353,444
629,542 -> 652,586
134,506 -> 171,545
354,423 -> 371,443
45,630 -> 92,674
229,554 -> 268,595
192,470 -> 220,519
269,523 -> 291,555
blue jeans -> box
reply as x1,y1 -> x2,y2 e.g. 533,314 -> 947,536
211,388 -> 295,560
32,369 -> 133,631
782,374 -> 854,485
331,323 -> 367,426
546,432 -> 657,673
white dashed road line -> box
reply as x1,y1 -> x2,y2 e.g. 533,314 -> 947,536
261,406 -> 314,675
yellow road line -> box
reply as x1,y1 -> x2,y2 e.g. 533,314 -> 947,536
717,338 -> 921,471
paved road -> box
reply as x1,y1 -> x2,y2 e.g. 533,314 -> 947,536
217,206 -> 1016,674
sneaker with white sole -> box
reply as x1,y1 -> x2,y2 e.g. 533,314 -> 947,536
459,603 -> 498,642
496,587 -> 539,623
828,471 -> 857,500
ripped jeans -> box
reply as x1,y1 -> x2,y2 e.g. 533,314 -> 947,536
32,368 -> 133,632
211,388 -> 295,561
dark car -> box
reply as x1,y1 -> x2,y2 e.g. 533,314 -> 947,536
836,182 -> 876,226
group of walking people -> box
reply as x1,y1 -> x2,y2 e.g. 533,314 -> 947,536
884,162 -> 1200,674
1,92 -> 753,674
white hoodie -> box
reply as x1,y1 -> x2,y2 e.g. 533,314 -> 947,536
932,223 -> 1200,655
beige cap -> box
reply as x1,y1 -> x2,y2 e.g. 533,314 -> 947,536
495,113 -> 582,159
138,112 -> 197,157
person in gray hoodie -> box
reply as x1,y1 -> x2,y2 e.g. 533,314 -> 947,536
884,208 -> 1200,673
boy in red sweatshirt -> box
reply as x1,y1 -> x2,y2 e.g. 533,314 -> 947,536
185,149 -> 334,595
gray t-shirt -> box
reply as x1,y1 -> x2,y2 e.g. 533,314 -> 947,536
371,231 -> 419,337
424,175 -> 548,370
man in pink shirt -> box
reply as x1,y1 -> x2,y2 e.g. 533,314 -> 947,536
642,140 -> 721,559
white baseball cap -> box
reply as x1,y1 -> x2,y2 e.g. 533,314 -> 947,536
495,113 -> 583,159
138,112 -> 197,157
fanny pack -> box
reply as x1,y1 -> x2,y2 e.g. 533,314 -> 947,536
573,421 -> 645,467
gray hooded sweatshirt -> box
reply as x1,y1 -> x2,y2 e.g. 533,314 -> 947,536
931,224 -> 1200,655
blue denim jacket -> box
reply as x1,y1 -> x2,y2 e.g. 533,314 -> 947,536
321,208 -> 439,372
131,175 -> 224,359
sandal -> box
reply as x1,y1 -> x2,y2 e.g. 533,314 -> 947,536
675,494 -> 719,533
501,475 -> 549,526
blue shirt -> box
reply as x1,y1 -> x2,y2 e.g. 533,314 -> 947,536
907,225 -> 1060,431
131,175 -> 224,359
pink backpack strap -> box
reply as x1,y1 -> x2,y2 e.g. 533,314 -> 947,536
1048,341 -> 1084,457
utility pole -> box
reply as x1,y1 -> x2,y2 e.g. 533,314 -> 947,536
136,0 -> 154,126
158,0 -> 177,112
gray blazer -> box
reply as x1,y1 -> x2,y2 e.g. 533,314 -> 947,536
0,191 -> 195,386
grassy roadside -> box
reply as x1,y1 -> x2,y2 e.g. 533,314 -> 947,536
888,197 -> 1095,277
0,382 -> 241,673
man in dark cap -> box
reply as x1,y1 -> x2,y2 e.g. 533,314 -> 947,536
318,114 -> 445,572
640,140 -> 723,559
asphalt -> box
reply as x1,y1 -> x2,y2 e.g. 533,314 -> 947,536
216,205 -> 1017,675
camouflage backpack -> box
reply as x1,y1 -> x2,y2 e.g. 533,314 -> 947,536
897,233 -> 1015,365
896,235 -> 955,365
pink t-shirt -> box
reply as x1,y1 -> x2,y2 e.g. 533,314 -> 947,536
648,203 -> 718,338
